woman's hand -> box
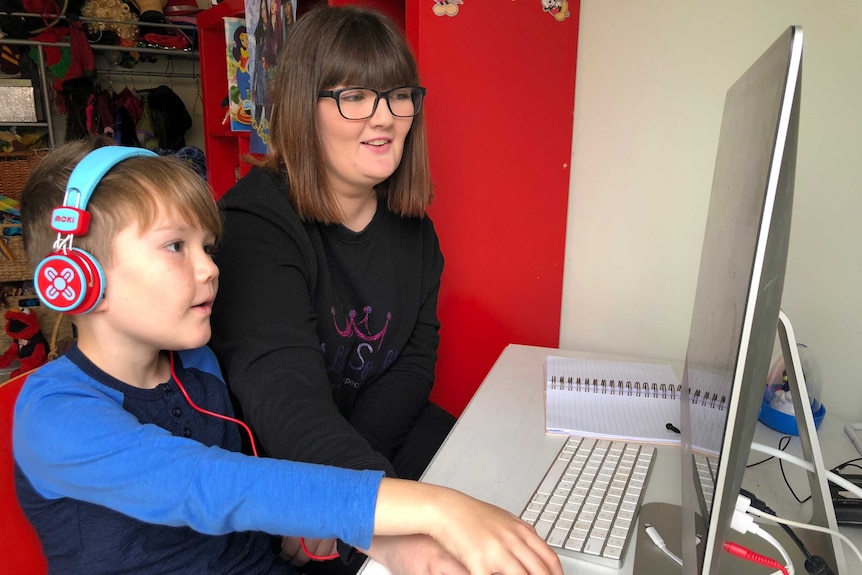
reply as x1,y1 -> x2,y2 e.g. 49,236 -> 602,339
366,534 -> 469,575
280,536 -> 338,566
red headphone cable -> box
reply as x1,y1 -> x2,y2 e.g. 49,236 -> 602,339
724,541 -> 789,575
168,351 -> 258,456
300,538 -> 341,562
168,351 -> 339,561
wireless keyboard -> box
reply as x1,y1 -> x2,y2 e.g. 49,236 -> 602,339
519,436 -> 655,568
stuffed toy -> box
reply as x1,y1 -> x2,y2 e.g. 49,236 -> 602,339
0,307 -> 49,378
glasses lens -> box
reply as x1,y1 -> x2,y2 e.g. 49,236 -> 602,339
336,89 -> 378,120
388,87 -> 423,117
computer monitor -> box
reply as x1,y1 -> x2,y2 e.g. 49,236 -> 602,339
675,25 -> 808,574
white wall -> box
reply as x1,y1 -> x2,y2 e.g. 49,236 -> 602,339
561,1 -> 862,420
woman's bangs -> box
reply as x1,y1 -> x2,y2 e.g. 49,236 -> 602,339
322,32 -> 416,90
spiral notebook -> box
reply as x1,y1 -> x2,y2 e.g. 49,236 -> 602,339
544,355 -> 725,454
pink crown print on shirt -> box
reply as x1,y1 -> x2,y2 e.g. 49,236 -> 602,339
331,305 -> 392,350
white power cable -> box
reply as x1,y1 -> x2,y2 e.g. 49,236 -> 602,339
746,506 -> 862,567
644,524 -> 683,566
731,498 -> 794,575
750,442 -> 862,500
751,527 -> 794,575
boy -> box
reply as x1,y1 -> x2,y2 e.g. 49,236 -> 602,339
13,140 -> 562,575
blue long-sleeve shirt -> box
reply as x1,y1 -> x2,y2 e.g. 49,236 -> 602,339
14,345 -> 384,574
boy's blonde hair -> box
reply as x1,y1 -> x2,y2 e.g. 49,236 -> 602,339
21,139 -> 222,268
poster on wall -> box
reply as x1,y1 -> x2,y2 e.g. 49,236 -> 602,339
224,17 -> 251,132
245,0 -> 296,153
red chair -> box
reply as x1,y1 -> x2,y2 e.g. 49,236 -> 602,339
1,370 -> 48,574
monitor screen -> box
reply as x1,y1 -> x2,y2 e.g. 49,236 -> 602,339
676,26 -> 803,574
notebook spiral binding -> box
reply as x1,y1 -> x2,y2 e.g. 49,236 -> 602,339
548,375 -> 727,410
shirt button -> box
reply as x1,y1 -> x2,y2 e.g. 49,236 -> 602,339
182,428 -> 192,438
172,407 -> 182,417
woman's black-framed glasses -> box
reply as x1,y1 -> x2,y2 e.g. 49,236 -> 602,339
318,86 -> 426,120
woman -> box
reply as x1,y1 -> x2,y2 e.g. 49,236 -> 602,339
210,6 -> 457,573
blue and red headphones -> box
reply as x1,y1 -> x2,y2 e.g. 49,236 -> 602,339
33,146 -> 157,314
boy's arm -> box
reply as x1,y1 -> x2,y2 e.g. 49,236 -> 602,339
14,367 -> 561,575
13,371 -> 382,550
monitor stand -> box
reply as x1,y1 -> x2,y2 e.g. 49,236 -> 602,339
772,310 -> 845,572
633,311 -> 844,573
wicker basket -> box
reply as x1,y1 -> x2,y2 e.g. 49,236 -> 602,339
1,149 -> 42,282
0,234 -> 32,282
0,150 -> 46,201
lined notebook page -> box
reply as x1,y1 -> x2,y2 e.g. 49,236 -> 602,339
543,357 -> 727,454
544,356 -> 683,446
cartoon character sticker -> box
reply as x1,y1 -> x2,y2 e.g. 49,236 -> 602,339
433,0 -> 463,17
541,0 -> 570,21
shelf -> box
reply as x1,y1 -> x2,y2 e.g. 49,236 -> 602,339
0,13 -> 203,149
0,122 -> 48,128
0,36 -> 198,59
0,12 -> 199,58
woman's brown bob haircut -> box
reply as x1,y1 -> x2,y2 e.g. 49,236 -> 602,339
262,6 -> 432,223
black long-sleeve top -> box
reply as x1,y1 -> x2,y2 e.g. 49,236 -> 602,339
210,167 -> 444,477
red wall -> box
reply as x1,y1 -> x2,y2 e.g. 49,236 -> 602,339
408,2 -> 580,415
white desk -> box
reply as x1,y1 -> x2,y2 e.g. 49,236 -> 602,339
360,344 -> 862,575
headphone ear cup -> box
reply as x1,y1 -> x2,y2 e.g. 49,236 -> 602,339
34,247 -> 105,314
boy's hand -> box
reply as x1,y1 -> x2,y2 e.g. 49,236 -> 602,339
430,491 -> 562,575
375,480 -> 563,575
366,534 -> 468,575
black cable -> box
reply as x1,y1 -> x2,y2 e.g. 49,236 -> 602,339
746,435 -> 812,503
831,457 -> 862,474
803,556 -> 836,575
747,434 -> 793,468
779,454 -> 812,504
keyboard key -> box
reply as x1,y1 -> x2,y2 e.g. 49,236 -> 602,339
583,538 -> 605,556
535,519 -> 554,539
565,536 -> 585,553
548,527 -> 569,548
520,509 -> 539,523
